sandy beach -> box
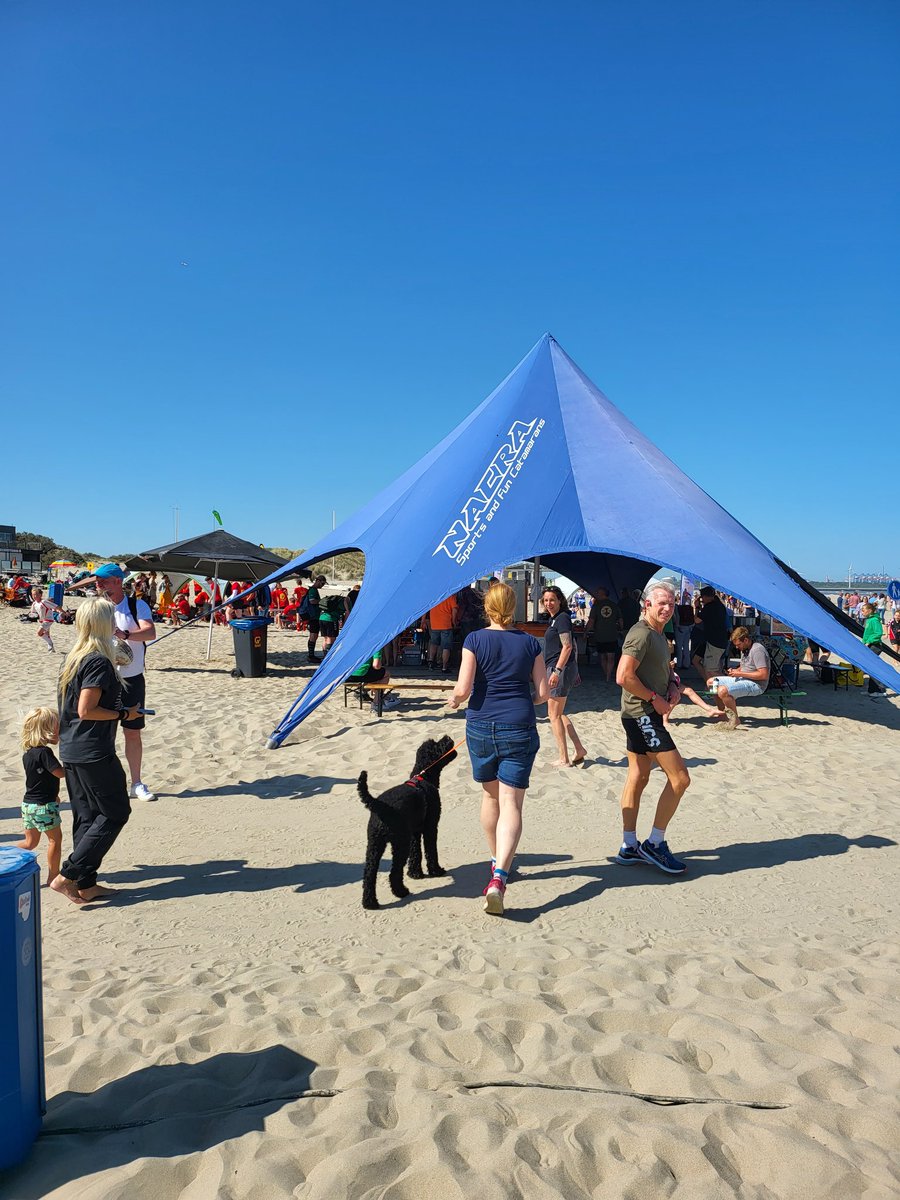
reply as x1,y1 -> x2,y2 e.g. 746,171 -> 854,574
2,608 -> 899,1199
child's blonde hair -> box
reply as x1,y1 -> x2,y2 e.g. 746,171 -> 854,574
483,582 -> 517,629
21,707 -> 58,751
58,597 -> 117,700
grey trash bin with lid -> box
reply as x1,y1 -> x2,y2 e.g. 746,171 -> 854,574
229,616 -> 273,677
0,846 -> 45,1170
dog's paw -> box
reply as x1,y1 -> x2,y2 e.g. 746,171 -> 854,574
391,885 -> 410,899
362,898 -> 380,910
407,867 -> 424,879
427,866 -> 448,877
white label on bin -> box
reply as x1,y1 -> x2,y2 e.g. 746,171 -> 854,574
17,891 -> 32,922
22,937 -> 33,967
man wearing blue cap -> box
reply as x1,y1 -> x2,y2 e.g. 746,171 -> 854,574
84,565 -> 157,802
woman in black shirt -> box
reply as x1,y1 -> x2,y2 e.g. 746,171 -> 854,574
542,587 -> 587,768
50,598 -> 138,906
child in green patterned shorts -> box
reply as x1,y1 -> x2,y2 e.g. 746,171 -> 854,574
17,707 -> 66,884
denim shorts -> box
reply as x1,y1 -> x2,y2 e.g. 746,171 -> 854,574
466,720 -> 540,790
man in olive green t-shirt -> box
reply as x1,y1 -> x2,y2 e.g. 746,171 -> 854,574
614,581 -> 691,876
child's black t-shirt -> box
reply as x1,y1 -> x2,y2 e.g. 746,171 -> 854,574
23,746 -> 62,804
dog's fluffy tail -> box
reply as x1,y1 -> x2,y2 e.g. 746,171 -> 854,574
357,770 -> 375,810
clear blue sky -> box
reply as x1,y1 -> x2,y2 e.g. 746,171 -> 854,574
3,2 -> 897,579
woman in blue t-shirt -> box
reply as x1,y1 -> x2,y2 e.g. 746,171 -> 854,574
448,582 -> 549,916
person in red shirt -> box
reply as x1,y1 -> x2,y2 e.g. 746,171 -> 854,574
169,593 -> 192,626
271,584 -> 289,628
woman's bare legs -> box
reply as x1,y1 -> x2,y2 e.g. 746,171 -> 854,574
479,780 -> 526,871
547,696 -> 585,765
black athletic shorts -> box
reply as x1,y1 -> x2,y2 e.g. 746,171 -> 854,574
621,711 -> 676,756
120,673 -> 146,730
306,616 -> 320,637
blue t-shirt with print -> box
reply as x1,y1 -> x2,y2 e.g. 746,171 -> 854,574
463,628 -> 542,726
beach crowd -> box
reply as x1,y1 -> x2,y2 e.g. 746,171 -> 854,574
9,562 -> 899,919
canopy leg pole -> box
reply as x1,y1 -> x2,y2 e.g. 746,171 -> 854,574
532,557 -> 542,621
206,560 -> 218,661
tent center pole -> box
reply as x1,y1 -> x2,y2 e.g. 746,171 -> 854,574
206,560 -> 219,660
532,557 -> 542,621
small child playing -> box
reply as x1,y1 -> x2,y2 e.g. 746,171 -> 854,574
17,707 -> 66,883
29,586 -> 60,653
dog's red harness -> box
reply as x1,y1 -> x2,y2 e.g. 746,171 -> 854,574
404,738 -> 465,788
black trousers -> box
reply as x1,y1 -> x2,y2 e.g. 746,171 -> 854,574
868,645 -> 886,693
61,756 -> 131,889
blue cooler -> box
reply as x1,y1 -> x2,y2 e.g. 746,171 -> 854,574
47,582 -> 64,607
0,848 -> 45,1170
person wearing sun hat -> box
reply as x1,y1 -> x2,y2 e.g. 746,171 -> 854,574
74,564 -> 157,802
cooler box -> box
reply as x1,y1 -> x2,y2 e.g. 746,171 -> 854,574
230,616 -> 273,677
47,582 -> 64,607
0,848 -> 45,1170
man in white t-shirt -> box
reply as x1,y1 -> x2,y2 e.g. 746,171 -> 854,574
91,564 -> 157,801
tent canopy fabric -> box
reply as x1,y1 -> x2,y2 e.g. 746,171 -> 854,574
250,334 -> 900,747
127,529 -> 293,583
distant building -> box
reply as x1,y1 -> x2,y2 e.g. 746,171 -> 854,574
0,525 -> 41,575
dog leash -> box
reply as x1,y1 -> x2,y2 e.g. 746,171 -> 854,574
405,737 -> 466,787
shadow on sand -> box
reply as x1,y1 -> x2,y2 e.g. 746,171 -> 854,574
172,773 -> 355,801
399,833 -> 896,922
4,1046 -> 321,1197
99,858 -> 362,904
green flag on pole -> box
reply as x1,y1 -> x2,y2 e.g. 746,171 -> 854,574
212,510 -> 223,527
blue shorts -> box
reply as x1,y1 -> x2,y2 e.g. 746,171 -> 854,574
465,720 -> 540,790
429,628 -> 453,650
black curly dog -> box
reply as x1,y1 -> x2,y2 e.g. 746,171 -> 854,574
357,735 -> 458,909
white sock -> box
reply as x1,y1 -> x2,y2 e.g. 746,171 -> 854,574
649,826 -> 666,846
623,830 -> 638,848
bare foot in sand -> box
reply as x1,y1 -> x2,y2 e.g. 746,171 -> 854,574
49,876 -> 86,906
78,885 -> 117,900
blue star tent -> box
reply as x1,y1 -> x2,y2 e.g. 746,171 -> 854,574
254,334 -> 900,747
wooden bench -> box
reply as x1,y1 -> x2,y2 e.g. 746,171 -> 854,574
706,688 -> 806,726
344,680 -> 456,716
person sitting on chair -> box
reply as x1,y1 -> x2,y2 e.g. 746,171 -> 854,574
707,627 -> 770,729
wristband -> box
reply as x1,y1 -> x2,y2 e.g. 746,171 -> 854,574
649,692 -> 658,702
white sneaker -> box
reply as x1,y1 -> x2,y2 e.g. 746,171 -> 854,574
130,783 -> 156,801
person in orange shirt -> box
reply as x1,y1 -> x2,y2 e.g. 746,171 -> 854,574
428,594 -> 458,673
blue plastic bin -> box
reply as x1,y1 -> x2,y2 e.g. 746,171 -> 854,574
0,848 -> 44,1170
